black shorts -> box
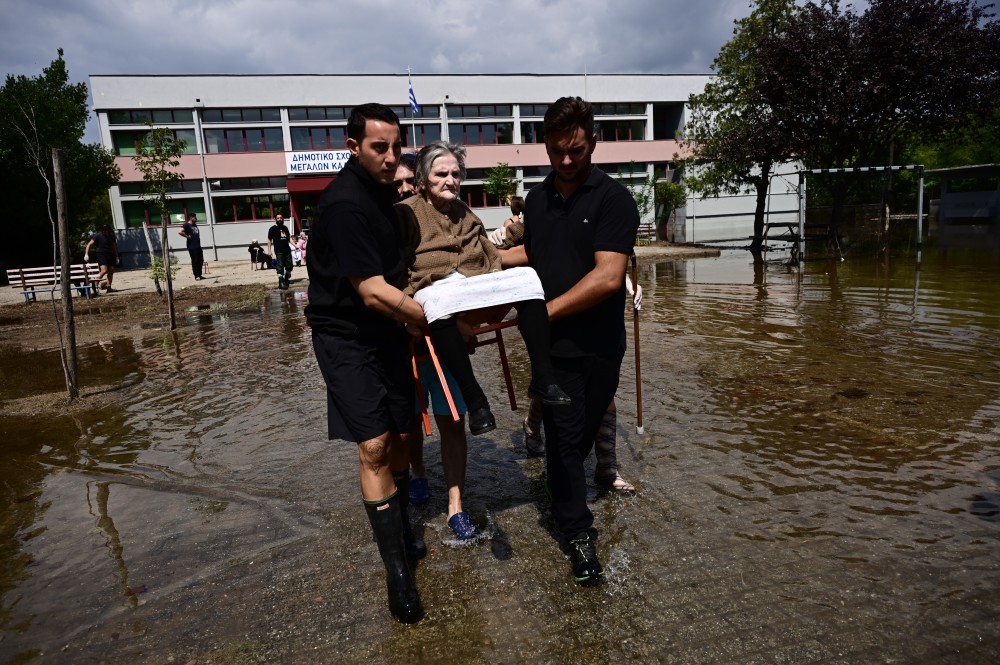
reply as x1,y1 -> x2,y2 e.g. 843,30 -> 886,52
96,252 -> 115,268
311,328 -> 415,442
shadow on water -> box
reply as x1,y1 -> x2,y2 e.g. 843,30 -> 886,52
3,249 -> 1000,663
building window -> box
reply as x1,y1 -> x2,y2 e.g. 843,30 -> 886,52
290,126 -> 347,151
211,176 -> 287,191
522,166 -> 552,178
460,185 -> 503,208
519,104 -> 549,117
288,106 -> 350,121
122,198 -> 205,228
593,103 -> 646,115
112,129 -> 198,156
213,193 -> 289,223
119,180 -> 203,195
203,128 -> 284,153
389,105 -> 441,119
450,104 -> 512,119
402,123 -> 442,147
201,108 -> 281,123
108,109 -> 194,124
520,121 -> 545,144
450,123 -> 513,145
594,120 -> 645,142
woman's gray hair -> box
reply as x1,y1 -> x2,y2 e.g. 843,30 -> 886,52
414,140 -> 467,187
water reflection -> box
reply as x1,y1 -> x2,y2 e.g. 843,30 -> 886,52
2,249 -> 999,663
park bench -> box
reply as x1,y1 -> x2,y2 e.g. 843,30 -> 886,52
636,221 -> 657,246
5,263 -> 103,303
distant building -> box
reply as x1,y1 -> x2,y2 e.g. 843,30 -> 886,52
90,73 -> 789,264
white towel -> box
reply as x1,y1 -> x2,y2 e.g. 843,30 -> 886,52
414,267 -> 545,323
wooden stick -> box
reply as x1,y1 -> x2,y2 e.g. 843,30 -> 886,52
631,253 -> 644,434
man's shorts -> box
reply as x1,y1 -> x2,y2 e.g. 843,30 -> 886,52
415,358 -> 467,417
96,252 -> 114,268
311,329 -> 414,442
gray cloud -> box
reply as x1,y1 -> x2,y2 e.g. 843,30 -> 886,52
2,0 -> 752,140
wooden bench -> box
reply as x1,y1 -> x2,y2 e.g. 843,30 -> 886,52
5,264 -> 103,303
636,222 -> 657,246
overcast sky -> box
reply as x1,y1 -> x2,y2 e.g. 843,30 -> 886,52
2,0 -> 754,141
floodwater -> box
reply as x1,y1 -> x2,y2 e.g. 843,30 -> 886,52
1,249 -> 999,664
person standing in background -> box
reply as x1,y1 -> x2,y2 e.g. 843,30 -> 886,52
178,214 -> 204,280
268,214 -> 293,289
84,224 -> 120,292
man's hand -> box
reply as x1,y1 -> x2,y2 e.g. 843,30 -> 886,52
84,253 -> 89,262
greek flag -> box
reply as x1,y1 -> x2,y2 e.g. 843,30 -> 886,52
408,75 -> 420,115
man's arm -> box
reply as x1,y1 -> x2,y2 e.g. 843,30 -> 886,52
349,275 -> 427,328
178,225 -> 189,238
546,251 -> 629,322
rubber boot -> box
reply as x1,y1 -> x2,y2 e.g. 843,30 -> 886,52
364,494 -> 424,624
392,471 -> 427,560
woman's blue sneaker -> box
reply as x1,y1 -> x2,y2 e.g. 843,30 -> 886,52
409,477 -> 430,506
447,511 -> 480,540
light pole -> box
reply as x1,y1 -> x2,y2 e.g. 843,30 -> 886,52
192,101 -> 219,260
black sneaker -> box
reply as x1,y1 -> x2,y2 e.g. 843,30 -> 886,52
567,536 -> 604,586
468,407 -> 496,435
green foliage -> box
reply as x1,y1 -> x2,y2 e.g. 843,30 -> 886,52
657,181 -> 687,219
614,162 -> 657,220
757,0 -> 1000,180
133,124 -> 187,222
682,0 -> 798,200
148,255 -> 180,282
0,49 -> 120,267
483,162 -> 519,204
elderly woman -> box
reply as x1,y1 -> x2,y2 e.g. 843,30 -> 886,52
396,141 -> 570,437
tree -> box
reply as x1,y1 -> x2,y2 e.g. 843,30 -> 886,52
656,180 -> 688,242
483,162 -> 519,204
133,125 -> 187,330
756,0 -> 1000,250
0,49 -> 120,268
681,0 -> 800,253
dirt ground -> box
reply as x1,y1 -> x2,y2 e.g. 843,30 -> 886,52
0,283 -> 271,351
0,283 -> 270,418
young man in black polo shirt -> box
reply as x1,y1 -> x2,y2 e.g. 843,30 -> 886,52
503,96 -> 639,585
305,104 -> 429,624
267,214 -> 293,289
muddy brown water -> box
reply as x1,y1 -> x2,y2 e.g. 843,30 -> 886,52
1,250 -> 998,664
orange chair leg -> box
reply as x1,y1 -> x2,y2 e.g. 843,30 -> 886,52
423,336 -> 461,423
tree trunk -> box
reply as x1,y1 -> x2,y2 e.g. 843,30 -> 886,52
53,149 -> 79,399
749,163 -> 772,254
159,210 -> 176,330
142,222 -> 162,296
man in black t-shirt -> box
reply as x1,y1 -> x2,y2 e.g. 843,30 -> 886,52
267,214 -> 293,289
305,104 -> 428,624
503,96 -> 639,586
178,214 -> 204,280
84,224 -> 120,292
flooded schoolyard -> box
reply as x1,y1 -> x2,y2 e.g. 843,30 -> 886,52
1,248 -> 998,664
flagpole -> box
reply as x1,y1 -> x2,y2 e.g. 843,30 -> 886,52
407,67 -> 418,149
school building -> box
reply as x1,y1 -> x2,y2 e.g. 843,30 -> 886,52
90,73 -> 795,265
